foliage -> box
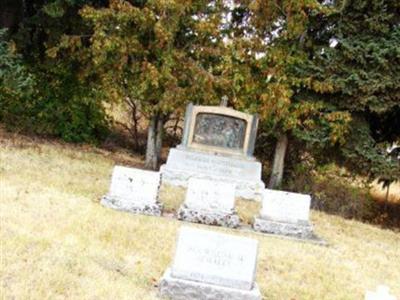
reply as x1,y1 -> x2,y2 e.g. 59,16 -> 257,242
48,0 -> 233,167
31,63 -> 109,143
1,1 -> 109,143
0,28 -> 35,126
223,1 -> 352,147
1,0 -> 399,175
342,117 -> 400,183
292,0 -> 400,180
227,0 -> 399,182
54,0 -> 227,119
285,160 -> 400,228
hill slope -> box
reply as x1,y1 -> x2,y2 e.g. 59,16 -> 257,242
1,130 -> 399,299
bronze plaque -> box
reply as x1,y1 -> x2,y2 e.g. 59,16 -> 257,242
192,113 -> 246,149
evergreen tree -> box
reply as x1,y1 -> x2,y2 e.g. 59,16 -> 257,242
296,0 -> 400,182
230,0 -> 399,186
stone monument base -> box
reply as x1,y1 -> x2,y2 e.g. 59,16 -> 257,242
160,148 -> 264,201
177,205 -> 240,228
101,195 -> 162,216
253,217 -> 313,239
159,268 -> 262,300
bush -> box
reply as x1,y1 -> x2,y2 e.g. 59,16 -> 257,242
284,161 -> 390,225
310,178 -> 379,221
28,65 -> 110,143
0,29 -> 35,121
0,30 -> 109,143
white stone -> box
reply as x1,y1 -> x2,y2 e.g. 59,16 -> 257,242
185,178 -> 235,213
164,147 -> 261,181
260,189 -> 311,224
160,148 -> 265,200
253,189 -> 314,239
365,285 -> 397,300
253,217 -> 313,239
159,268 -> 262,300
178,178 -> 240,227
101,166 -> 162,216
170,227 -> 258,290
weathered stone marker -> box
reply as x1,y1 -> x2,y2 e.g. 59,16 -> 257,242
177,178 -> 240,228
253,189 -> 313,238
101,165 -> 162,216
159,227 -> 261,300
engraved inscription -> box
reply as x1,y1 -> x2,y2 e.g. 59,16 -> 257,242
109,166 -> 160,204
186,246 -> 245,268
193,113 -> 246,149
182,153 -> 242,175
185,178 -> 235,212
171,227 -> 259,290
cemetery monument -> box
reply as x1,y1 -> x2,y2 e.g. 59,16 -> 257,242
160,103 -> 265,201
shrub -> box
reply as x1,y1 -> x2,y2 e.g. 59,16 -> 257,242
310,178 -> 379,221
0,29 -> 35,123
285,161 -> 385,225
0,29 -> 109,143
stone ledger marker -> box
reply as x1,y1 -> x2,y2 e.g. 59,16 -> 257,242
101,165 -> 162,216
253,189 -> 313,238
178,178 -> 240,228
159,227 -> 261,300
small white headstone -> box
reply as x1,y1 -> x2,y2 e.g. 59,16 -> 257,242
101,166 -> 162,215
178,178 -> 240,227
185,178 -> 236,213
365,285 -> 397,300
260,189 -> 311,223
108,166 -> 159,203
171,227 -> 258,290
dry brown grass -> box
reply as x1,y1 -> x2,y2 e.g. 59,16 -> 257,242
159,185 -> 261,225
370,179 -> 400,204
1,130 -> 400,299
158,184 -> 186,213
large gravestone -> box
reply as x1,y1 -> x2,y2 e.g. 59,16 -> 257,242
159,227 -> 261,300
160,103 -> 264,200
253,189 -> 313,238
101,166 -> 162,216
177,178 -> 240,228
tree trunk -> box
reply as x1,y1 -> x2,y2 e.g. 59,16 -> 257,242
0,0 -> 23,32
155,115 -> 163,162
145,114 -> 164,170
268,134 -> 289,189
384,184 -> 390,212
145,115 -> 157,170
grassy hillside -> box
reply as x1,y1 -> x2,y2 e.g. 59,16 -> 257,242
1,130 -> 399,300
